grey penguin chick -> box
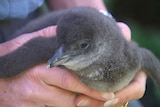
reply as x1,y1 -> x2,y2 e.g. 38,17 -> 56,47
0,7 -> 160,92
47,7 -> 160,92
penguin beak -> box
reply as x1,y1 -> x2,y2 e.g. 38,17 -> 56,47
47,45 -> 71,68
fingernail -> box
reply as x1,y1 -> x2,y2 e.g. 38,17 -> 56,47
104,98 -> 119,107
77,100 -> 90,106
101,92 -> 115,100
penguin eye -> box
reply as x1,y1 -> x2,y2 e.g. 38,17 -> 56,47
80,43 -> 89,49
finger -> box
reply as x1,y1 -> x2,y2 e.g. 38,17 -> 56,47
117,22 -> 131,41
75,94 -> 104,107
20,67 -> 77,107
112,71 -> 147,107
14,25 -> 57,45
33,26 -> 57,38
38,64 -> 114,101
0,26 -> 57,56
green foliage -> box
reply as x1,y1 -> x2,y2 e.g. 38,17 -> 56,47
128,21 -> 160,58
103,0 -> 160,59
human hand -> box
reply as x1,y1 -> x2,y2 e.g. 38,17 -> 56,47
0,26 -> 114,107
0,23 -> 147,107
0,64 -> 115,107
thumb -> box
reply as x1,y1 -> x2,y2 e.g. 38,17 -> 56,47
117,22 -> 131,41
0,26 -> 57,56
14,25 -> 57,45
39,65 -> 115,101
30,26 -> 57,38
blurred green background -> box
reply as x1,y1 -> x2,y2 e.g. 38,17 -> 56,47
103,0 -> 160,107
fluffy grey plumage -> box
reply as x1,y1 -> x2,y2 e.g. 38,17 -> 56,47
0,7 -> 160,92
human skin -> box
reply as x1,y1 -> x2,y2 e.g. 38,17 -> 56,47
0,23 -> 147,107
46,0 -> 107,11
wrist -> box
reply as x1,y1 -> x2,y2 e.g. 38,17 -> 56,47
99,10 -> 113,18
47,0 -> 107,11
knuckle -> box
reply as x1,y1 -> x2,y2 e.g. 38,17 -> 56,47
60,72 -> 69,87
84,88 -> 97,96
60,71 -> 74,88
60,71 -> 80,91
19,81 -> 37,101
22,86 -> 34,100
134,82 -> 146,99
120,94 -> 130,103
136,87 -> 145,99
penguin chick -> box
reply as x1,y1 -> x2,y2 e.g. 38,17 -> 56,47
47,7 -> 160,92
